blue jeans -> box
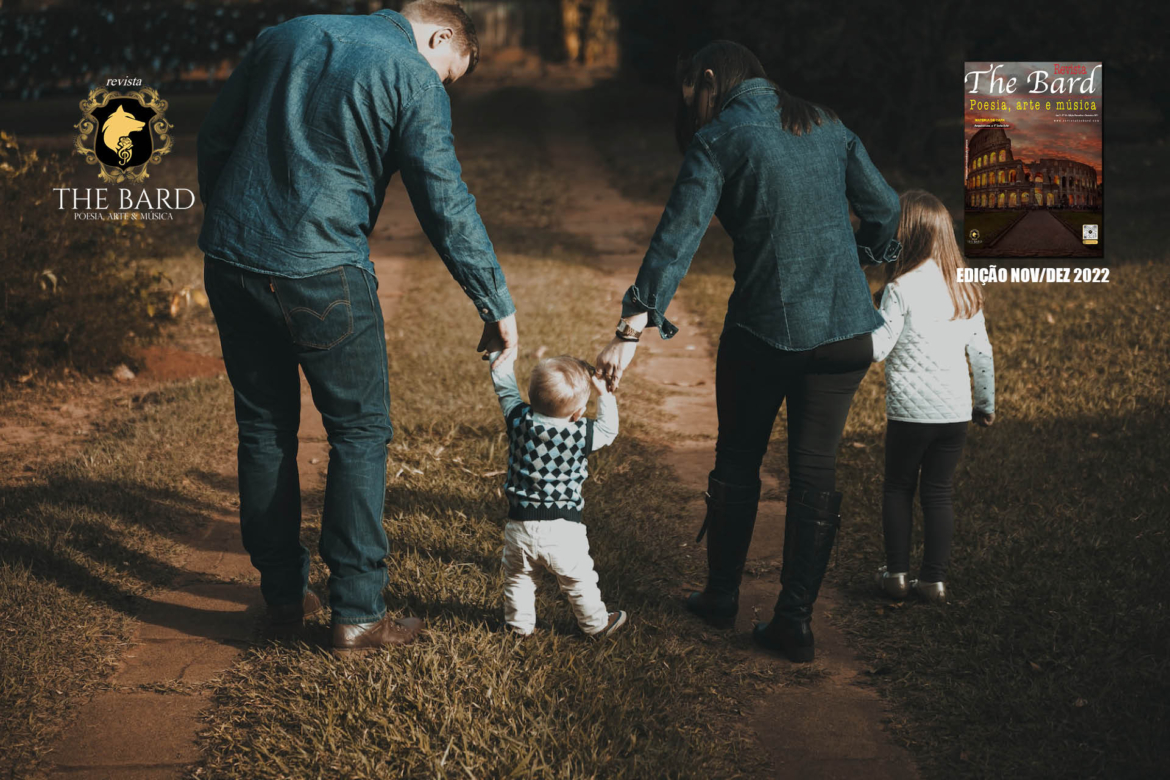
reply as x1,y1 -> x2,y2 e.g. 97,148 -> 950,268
204,257 -> 392,624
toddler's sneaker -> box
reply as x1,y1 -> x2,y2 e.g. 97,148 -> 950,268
593,611 -> 628,639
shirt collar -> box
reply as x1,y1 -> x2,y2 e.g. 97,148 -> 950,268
532,411 -> 573,427
373,9 -> 416,46
721,77 -> 777,110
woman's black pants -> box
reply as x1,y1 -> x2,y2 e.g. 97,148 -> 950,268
882,420 -> 967,582
713,328 -> 871,492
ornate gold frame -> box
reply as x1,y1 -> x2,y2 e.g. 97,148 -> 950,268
74,87 -> 174,184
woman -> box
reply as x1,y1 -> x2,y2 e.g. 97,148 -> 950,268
595,41 -> 901,663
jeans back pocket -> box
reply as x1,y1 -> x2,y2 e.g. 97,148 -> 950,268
273,267 -> 354,349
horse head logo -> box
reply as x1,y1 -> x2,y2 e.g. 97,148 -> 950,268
101,105 -> 146,166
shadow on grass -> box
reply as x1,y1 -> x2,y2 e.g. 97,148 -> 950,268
754,394 -> 1170,777
188,467 -> 238,495
0,475 -> 265,640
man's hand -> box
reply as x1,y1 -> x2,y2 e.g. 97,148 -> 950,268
973,410 -> 995,427
595,336 -> 638,392
478,312 -> 518,369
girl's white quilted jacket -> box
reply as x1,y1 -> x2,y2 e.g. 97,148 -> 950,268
871,260 -> 995,423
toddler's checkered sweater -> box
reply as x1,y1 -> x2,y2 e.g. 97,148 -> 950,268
504,404 -> 593,521
489,354 -> 618,523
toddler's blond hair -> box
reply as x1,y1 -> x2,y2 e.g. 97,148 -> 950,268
528,356 -> 592,418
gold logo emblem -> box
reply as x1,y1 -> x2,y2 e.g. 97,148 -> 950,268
968,228 -> 981,241
74,87 -> 173,183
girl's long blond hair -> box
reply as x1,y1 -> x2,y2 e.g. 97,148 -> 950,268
883,190 -> 983,320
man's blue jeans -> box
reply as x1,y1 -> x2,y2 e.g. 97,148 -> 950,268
204,257 -> 392,625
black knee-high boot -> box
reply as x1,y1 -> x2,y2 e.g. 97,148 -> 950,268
752,489 -> 841,662
685,474 -> 760,628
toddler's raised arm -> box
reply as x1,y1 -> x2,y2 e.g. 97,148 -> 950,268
488,351 -> 523,418
589,375 -> 619,451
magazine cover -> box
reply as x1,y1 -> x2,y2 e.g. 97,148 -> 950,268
964,61 -> 1103,258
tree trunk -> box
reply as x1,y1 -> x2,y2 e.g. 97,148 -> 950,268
561,0 -> 582,63
583,0 -> 616,66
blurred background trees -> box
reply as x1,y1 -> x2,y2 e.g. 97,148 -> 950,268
0,134 -> 164,379
1,0 -> 1162,160
0,0 -> 1164,379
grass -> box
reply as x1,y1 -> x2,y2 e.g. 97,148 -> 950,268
6,72 -> 1163,780
192,252 -> 764,779
826,264 -> 1169,777
188,83 -> 773,779
584,79 -> 1170,777
2,78 -> 776,780
0,378 -> 239,777
583,79 -> 681,206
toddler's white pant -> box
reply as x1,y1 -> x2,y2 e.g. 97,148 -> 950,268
502,519 -> 609,635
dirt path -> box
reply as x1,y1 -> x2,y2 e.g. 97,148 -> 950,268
541,88 -> 919,778
40,186 -> 420,780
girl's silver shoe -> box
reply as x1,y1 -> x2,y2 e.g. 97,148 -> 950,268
911,579 -> 947,604
874,566 -> 910,599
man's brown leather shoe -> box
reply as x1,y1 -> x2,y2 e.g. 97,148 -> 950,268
266,591 -> 323,636
331,614 -> 424,656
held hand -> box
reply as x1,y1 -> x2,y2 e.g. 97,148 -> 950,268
478,313 -> 518,369
589,372 -> 611,397
973,410 -> 995,427
595,336 -> 638,392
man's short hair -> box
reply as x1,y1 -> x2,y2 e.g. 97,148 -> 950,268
401,1 -> 480,76
528,356 -> 592,419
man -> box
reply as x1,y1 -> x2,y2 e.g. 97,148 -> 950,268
197,1 -> 518,654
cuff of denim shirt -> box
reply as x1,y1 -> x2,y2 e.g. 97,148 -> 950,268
473,287 -> 515,323
859,238 -> 903,266
620,285 -> 679,339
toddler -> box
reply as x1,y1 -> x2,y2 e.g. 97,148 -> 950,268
489,351 -> 627,637
871,190 -> 996,604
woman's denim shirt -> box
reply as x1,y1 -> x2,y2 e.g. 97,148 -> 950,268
623,78 -> 901,351
197,10 -> 513,323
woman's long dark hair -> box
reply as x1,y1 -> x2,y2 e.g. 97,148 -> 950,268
675,40 -> 838,153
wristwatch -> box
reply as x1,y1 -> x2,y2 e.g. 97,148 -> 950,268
615,319 -> 642,342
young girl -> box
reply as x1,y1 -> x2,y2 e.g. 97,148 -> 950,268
871,190 -> 995,604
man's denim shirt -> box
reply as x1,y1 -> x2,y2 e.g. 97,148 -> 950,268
623,78 -> 901,351
197,10 -> 513,322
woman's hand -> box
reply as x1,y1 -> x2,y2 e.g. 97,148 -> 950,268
595,337 -> 638,391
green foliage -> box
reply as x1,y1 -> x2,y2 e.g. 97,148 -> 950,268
0,133 -> 162,379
